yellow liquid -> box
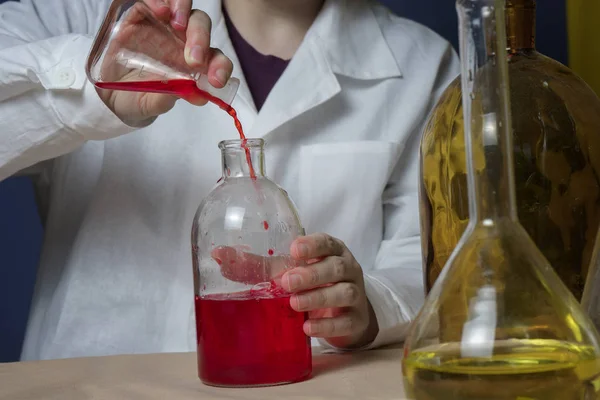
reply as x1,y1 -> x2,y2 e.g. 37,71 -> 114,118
403,340 -> 600,400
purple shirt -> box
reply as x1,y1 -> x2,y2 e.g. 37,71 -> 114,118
223,8 -> 290,111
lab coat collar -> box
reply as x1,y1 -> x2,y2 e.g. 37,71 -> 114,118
198,0 -> 402,137
309,0 -> 403,80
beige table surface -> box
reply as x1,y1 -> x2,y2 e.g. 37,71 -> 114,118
0,346 -> 407,400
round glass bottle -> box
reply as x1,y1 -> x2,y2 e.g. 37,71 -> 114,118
419,0 -> 600,300
191,139 -> 312,387
403,1 -> 600,398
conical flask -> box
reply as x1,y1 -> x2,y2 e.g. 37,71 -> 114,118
402,1 -> 600,398
86,0 -> 239,108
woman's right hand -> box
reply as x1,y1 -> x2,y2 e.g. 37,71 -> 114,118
96,0 -> 234,126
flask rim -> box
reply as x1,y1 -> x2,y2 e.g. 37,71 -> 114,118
218,138 -> 265,150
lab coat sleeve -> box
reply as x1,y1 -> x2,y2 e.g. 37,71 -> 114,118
0,0 -> 136,181
362,44 -> 461,350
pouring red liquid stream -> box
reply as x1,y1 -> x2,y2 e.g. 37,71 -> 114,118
96,79 -> 257,179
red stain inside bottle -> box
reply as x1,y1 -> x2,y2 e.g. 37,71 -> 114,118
263,221 -> 269,230
96,79 -> 256,179
194,287 -> 311,387
268,249 -> 274,256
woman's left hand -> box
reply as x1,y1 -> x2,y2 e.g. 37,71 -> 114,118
281,233 -> 379,349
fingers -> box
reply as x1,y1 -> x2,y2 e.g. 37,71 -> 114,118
184,10 -> 213,68
206,48 -> 234,88
183,11 -> 233,88
282,255 -> 359,292
127,3 -> 234,91
142,0 -> 171,20
291,282 -> 361,312
304,312 -> 367,339
291,233 -> 346,260
169,0 -> 192,30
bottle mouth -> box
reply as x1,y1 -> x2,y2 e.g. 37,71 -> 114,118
218,138 -> 264,150
506,0 -> 536,8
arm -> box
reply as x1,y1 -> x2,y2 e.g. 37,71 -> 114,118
362,43 -> 461,349
0,0 -> 234,181
0,0 -> 137,181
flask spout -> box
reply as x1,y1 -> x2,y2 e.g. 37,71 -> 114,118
196,75 -> 240,108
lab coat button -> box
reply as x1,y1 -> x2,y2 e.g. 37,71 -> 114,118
54,67 -> 76,88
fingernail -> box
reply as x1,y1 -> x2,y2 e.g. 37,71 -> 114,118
215,68 -> 228,86
296,243 -> 309,258
173,10 -> 187,27
190,46 -> 204,64
294,295 -> 308,311
305,321 -> 317,335
288,274 -> 302,290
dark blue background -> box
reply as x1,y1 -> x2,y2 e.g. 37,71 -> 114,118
0,0 -> 568,362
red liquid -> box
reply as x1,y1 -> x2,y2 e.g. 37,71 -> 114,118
96,79 -> 256,179
262,220 -> 269,230
195,288 -> 312,387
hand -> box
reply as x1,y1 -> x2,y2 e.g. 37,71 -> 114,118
282,233 -> 379,349
96,0 -> 234,125
211,235 -> 379,349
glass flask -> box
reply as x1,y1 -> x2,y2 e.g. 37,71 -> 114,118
420,0 -> 600,300
86,0 -> 240,108
191,139 -> 312,388
402,1 -> 600,399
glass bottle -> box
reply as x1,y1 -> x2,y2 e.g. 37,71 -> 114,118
191,139 -> 312,388
420,0 -> 600,300
403,1 -> 600,398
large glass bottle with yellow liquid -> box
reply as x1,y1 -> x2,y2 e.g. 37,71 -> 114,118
403,1 -> 600,398
420,0 -> 600,301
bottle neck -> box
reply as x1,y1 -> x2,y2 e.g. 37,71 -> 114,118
458,0 -> 518,224
505,0 -> 536,52
221,142 -> 265,178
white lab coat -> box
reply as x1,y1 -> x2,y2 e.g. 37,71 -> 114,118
0,0 -> 460,360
